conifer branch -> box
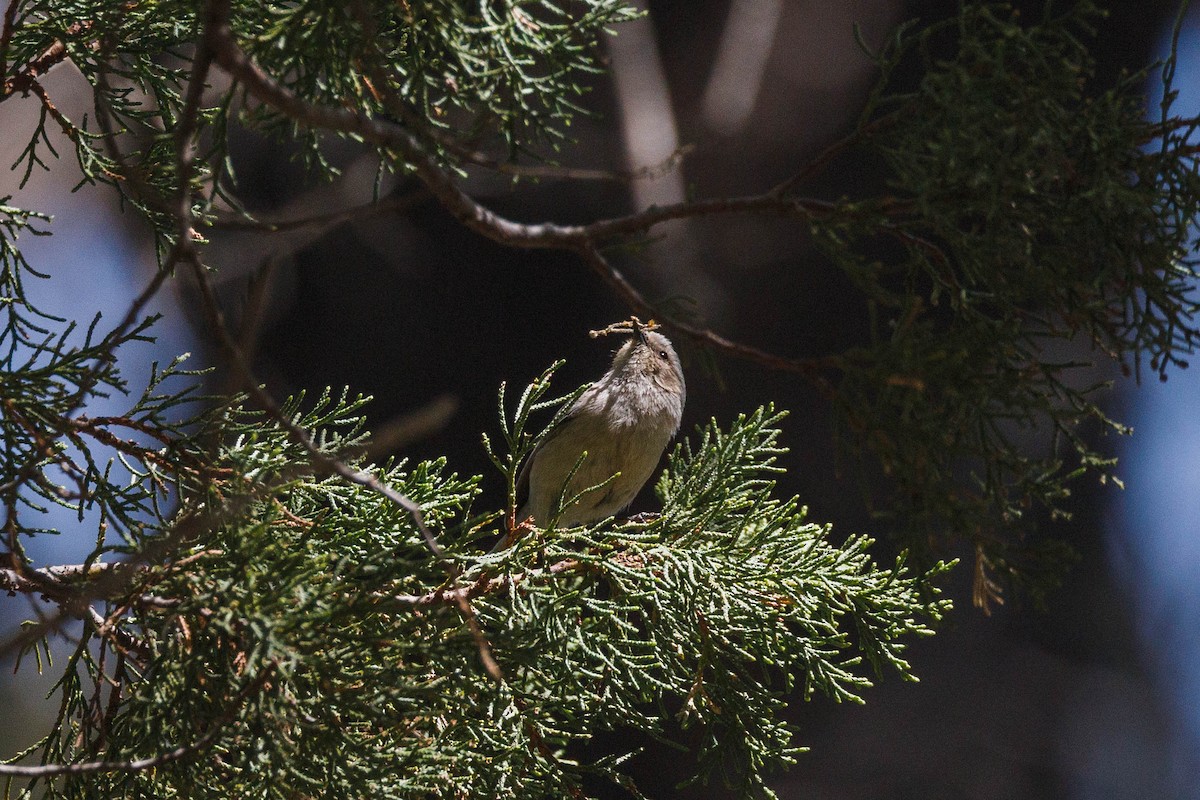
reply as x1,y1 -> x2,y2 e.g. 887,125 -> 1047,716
202,0 -> 850,391
2,1 -> 1199,795
0,664 -> 276,778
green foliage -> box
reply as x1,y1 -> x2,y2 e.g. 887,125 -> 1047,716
2,0 -> 638,248
236,0 -> 640,156
0,197 -> 208,557
8,377 -> 948,800
801,1 -> 1200,600
4,0 -> 1200,795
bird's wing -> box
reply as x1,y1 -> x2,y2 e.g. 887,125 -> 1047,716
514,406 -> 578,516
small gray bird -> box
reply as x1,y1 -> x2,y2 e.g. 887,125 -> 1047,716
516,323 -> 685,529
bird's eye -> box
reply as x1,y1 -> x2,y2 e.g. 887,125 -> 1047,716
658,350 -> 668,359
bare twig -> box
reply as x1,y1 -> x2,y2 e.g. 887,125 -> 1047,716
0,561 -> 174,618
174,20 -> 214,247
73,415 -> 176,447
0,506 -> 211,660
25,77 -> 80,143
220,250 -> 282,396
453,594 -> 504,683
457,144 -> 694,184
0,561 -> 121,596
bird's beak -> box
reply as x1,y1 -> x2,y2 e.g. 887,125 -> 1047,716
634,320 -> 649,346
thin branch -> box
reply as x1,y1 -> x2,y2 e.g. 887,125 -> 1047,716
581,194 -> 837,241
174,20 -> 213,247
205,2 -> 841,250
25,78 -> 78,142
208,189 -> 426,233
237,250 -> 279,346
1,20 -> 101,100
457,144 -> 695,184
0,507 -> 211,660
164,3 -> 448,559
575,246 -> 841,392
63,416 -> 185,472
0,562 -> 124,597
73,415 -> 176,447
183,247 -> 447,559
392,558 -> 581,607
203,8 -> 852,386
453,594 -> 504,683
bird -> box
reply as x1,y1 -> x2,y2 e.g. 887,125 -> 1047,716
514,321 -> 685,531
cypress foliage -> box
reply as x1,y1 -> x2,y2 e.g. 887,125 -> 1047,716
1,1 -> 1198,796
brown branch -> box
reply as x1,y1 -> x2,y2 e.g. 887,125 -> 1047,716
183,244 -> 448,559
174,16 -> 213,246
0,506 -> 210,660
201,4 -> 856,387
1,563 -> 153,661
73,415 -> 176,447
159,3 -> 448,560
63,416 -> 180,472
1,20 -> 101,100
453,594 -> 504,683
457,144 -> 695,184
25,77 -> 79,143
0,561 -> 174,617
392,558 -> 582,608
575,246 -> 841,393
0,561 -> 124,594
232,250 -> 280,372
208,188 -> 427,233
205,2 -> 835,249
